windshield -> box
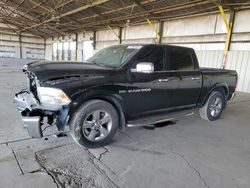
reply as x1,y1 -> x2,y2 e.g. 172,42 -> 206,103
86,45 -> 141,68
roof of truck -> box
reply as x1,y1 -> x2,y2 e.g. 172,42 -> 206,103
110,43 -> 194,51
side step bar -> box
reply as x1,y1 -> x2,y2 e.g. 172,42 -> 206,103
127,110 -> 195,127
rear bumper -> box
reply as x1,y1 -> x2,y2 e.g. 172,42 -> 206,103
14,90 -> 69,138
228,91 -> 236,101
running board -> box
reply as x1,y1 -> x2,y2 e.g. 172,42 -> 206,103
127,110 -> 195,127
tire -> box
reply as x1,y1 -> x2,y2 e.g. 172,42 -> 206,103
69,100 -> 119,148
199,91 -> 225,121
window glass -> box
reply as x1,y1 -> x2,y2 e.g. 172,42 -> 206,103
86,45 -> 140,68
136,46 -> 165,71
167,48 -> 194,71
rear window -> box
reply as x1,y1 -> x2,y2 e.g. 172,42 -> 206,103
167,48 -> 194,71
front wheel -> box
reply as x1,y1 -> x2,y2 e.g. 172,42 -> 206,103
199,91 -> 225,121
69,100 -> 119,148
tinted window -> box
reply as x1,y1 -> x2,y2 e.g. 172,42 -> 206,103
167,48 -> 194,71
86,45 -> 140,68
135,46 -> 165,71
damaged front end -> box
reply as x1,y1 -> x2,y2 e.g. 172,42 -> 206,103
14,70 -> 70,138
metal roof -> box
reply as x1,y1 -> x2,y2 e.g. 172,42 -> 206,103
0,0 -> 249,38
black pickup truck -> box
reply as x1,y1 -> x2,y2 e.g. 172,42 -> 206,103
14,44 -> 237,148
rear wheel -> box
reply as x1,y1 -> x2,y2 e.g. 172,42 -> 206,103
70,100 -> 119,148
199,91 -> 225,121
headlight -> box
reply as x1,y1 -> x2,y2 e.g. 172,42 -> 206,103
37,87 -> 71,105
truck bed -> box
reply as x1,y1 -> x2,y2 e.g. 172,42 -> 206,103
198,67 -> 238,104
200,67 -> 235,73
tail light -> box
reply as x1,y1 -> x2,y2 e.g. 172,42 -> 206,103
235,77 -> 238,89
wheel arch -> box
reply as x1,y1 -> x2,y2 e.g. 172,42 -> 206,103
91,95 -> 127,131
69,91 -> 127,131
201,83 -> 229,107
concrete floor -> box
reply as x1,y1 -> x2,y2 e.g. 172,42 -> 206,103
1,58 -> 250,188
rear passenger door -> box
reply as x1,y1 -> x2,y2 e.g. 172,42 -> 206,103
166,47 -> 202,108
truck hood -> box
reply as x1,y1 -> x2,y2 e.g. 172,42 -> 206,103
25,61 -> 113,82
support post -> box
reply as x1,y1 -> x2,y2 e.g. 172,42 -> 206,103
224,10 -> 235,54
217,2 -> 235,69
93,31 -> 96,50
146,18 -> 160,43
118,27 -> 122,44
158,21 -> 164,44
107,25 -> 121,44
44,38 -> 46,60
75,33 -> 78,61
19,34 -> 22,59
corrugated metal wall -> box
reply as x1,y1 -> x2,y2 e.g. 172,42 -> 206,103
196,50 -> 250,93
0,31 -> 45,59
196,51 -> 224,68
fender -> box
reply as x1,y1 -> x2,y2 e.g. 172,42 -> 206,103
96,94 -> 127,131
201,82 -> 229,106
69,87 -> 127,131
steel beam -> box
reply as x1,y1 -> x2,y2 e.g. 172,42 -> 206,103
118,27 -> 122,44
27,0 -> 56,15
75,32 -> 78,61
78,0 -> 175,22
217,2 -> 235,69
82,0 -> 210,28
146,18 -> 160,43
93,31 -> 96,50
158,21 -> 164,44
19,34 -> 22,59
217,3 -> 230,32
18,0 -> 110,33
107,25 -> 121,43
22,0 -> 47,18
224,12 -> 235,51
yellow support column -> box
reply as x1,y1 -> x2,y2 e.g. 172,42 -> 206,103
217,3 -> 235,69
146,18 -> 160,43
107,25 -> 121,44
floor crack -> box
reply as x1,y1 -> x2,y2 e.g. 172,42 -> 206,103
11,149 -> 24,175
118,131 -> 133,139
28,169 -> 45,174
171,150 -> 210,188
98,147 -> 110,160
5,142 -> 24,175
34,153 -> 63,188
86,148 -> 130,188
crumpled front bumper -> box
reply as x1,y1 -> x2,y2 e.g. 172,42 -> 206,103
14,90 -> 43,138
14,90 -> 69,138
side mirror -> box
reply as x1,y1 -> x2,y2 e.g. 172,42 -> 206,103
131,62 -> 154,73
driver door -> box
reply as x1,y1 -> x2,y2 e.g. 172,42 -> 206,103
124,46 -> 176,119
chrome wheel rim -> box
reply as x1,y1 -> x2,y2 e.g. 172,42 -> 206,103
210,97 -> 222,117
82,110 -> 112,142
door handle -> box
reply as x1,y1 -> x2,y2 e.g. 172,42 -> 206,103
158,79 -> 169,82
191,77 -> 200,80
